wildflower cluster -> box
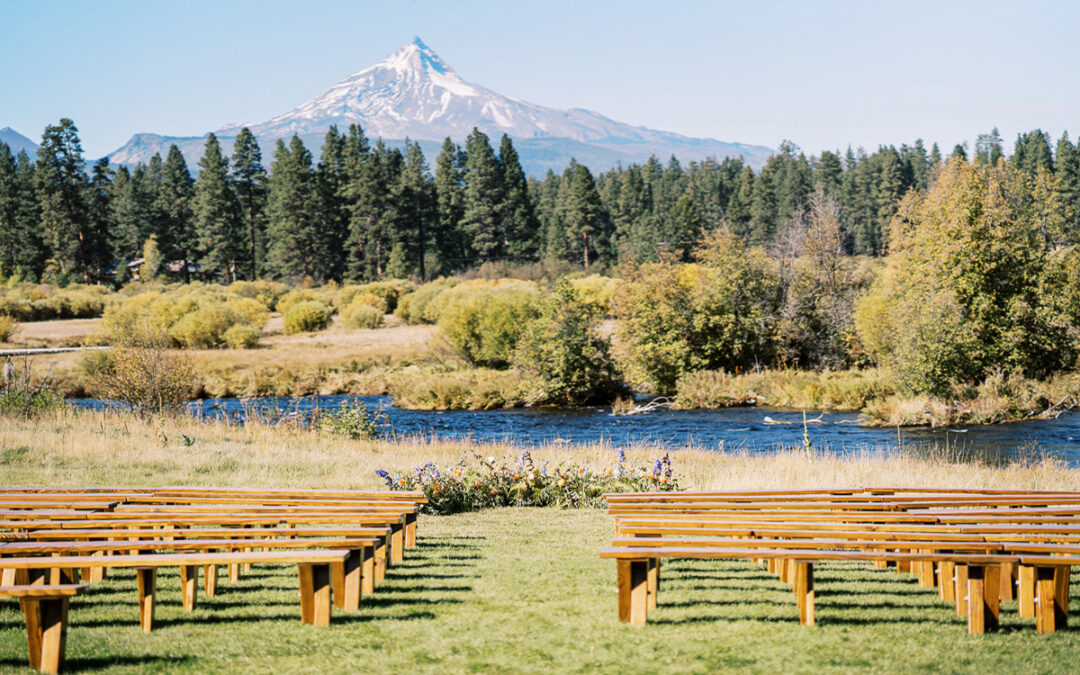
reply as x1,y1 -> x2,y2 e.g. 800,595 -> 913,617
375,449 -> 679,515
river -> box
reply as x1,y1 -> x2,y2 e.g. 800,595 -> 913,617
70,394 -> 1080,465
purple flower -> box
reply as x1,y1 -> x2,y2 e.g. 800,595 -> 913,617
652,459 -> 662,477
375,469 -> 392,487
616,448 -> 626,465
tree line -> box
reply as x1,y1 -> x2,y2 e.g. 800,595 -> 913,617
2,118 -> 1079,284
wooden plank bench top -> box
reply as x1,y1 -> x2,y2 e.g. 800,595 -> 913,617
155,486 -> 427,501
1,514 -> 405,529
599,546 -> 1019,564
0,584 -> 87,598
6,526 -> 391,540
615,524 -> 1080,544
0,537 -> 378,555
0,549 -> 350,570
611,537 -> 1007,553
112,503 -> 416,514
121,497 -> 420,507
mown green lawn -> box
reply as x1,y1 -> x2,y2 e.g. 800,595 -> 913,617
2,508 -> 1080,674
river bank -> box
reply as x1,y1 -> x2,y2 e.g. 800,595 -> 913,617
3,407 -> 1077,491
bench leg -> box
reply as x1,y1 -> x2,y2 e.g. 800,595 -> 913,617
390,523 -> 405,564
22,598 -> 43,671
337,549 -> 363,611
180,564 -> 198,612
88,549 -> 107,583
954,564 -> 968,616
374,537 -> 387,583
229,562 -> 240,582
1019,565 -> 1036,619
616,559 -> 650,626
967,564 -> 1000,634
204,564 -> 218,597
405,512 -> 417,548
939,561 -> 956,602
0,568 -> 13,585
999,562 -> 1016,602
873,558 -> 889,570
646,558 -> 659,610
1035,567 -> 1069,633
298,563 -> 332,626
137,567 -> 156,633
794,561 -> 815,626
362,545 -> 376,595
31,596 -> 69,669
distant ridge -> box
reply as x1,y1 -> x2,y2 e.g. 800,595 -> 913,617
108,37 -> 774,175
0,127 -> 39,156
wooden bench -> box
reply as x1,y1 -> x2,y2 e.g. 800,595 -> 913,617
600,546 -> 1024,633
4,550 -> 351,630
1,536 -> 379,623
0,584 -> 86,674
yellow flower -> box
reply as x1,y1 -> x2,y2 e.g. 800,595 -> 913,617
557,479 -> 566,487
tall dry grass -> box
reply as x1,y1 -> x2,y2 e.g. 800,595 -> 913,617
2,408 -> 1076,493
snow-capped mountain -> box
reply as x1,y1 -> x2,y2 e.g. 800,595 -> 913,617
0,127 -> 39,156
109,38 -> 773,174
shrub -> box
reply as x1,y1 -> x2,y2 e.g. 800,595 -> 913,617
169,304 -> 241,349
283,301 -> 332,334
0,357 -> 65,418
321,398 -> 379,440
85,333 -> 196,416
568,274 -> 619,316
277,289 -> 333,315
394,277 -> 460,324
513,280 -> 623,405
614,231 -> 781,394
0,315 -> 18,342
438,287 -> 539,367
376,449 -> 678,515
336,280 -> 413,314
224,323 -> 262,349
225,297 -> 270,328
342,300 -> 383,329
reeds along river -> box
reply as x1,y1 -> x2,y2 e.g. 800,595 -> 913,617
72,394 -> 1080,465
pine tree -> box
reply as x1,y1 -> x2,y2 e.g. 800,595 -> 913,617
265,137 -> 320,279
0,144 -> 42,277
667,194 -> 700,260
433,137 -> 465,273
194,133 -> 243,281
975,127 -> 1004,165
35,118 -> 91,280
496,135 -> 538,259
231,128 -> 267,279
814,151 -> 843,197
155,145 -> 195,281
315,126 -> 348,280
1054,132 -> 1080,238
110,164 -> 155,263
727,167 -> 755,240
460,128 -> 503,260
1013,129 -> 1054,174
391,141 -> 435,279
82,158 -> 114,279
562,162 -> 604,266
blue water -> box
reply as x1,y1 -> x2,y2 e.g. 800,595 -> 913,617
70,394 -> 1080,464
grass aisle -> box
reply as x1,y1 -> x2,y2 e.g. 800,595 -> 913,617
3,508 -> 1080,673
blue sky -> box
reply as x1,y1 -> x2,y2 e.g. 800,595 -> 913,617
2,0 -> 1077,158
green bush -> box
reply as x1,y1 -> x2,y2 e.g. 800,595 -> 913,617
223,323 -> 262,349
513,280 -> 623,405
438,287 -> 539,367
169,304 -> 242,349
342,300 -> 383,329
321,398 -> 378,439
614,231 -> 781,394
394,277 -> 460,324
283,301 -> 332,334
336,280 -> 413,314
0,315 -> 18,342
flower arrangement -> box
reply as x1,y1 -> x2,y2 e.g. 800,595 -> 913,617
376,448 -> 678,515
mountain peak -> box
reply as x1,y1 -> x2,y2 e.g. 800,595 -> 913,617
377,36 -> 455,78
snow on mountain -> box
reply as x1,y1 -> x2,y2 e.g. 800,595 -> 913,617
110,37 -> 773,174
0,127 -> 39,156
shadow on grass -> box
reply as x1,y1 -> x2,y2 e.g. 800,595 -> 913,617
0,655 -> 193,672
